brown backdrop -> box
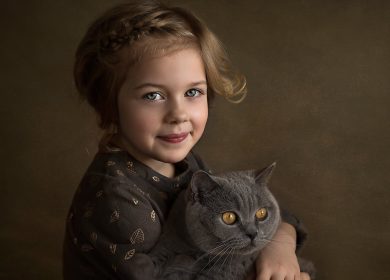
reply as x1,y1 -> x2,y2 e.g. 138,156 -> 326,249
1,0 -> 389,279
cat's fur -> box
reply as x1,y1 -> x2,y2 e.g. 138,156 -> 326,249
144,163 -> 315,279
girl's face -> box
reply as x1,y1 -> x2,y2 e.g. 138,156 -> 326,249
117,47 -> 208,176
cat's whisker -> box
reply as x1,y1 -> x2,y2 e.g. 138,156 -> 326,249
219,247 -> 234,273
205,242 -> 230,256
203,245 -> 232,273
226,238 -> 248,250
208,245 -> 231,264
190,242 -> 230,269
199,244 -> 232,274
193,243 -> 227,266
228,248 -> 236,276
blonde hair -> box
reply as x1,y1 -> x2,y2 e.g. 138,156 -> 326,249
74,0 -> 247,131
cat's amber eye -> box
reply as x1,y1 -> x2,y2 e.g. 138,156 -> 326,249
255,208 -> 267,221
222,212 -> 237,225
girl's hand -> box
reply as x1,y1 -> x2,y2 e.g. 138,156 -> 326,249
254,222 -> 309,280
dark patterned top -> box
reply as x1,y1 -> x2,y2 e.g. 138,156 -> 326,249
63,148 -> 307,280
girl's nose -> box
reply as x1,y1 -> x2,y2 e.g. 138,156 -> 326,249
164,100 -> 189,124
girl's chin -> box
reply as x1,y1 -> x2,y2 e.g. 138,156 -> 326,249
159,152 -> 188,164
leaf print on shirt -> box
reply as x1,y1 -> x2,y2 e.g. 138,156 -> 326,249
106,160 -> 116,167
96,190 -> 104,198
124,249 -> 135,260
136,187 -> 150,198
110,210 -> 120,223
130,228 -> 145,244
132,198 -> 139,205
127,161 -> 136,174
109,243 -> 117,255
81,244 -> 94,252
151,210 -> 156,222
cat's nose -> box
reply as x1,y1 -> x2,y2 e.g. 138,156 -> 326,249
246,229 -> 258,240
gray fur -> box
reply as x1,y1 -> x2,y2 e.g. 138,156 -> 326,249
150,163 -> 282,280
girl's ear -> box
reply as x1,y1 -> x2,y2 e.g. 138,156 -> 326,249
188,170 -> 218,203
254,162 -> 276,187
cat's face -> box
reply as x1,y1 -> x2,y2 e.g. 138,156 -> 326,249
185,164 -> 281,255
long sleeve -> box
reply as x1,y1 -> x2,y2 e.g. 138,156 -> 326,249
63,150 -> 205,280
64,172 -> 162,279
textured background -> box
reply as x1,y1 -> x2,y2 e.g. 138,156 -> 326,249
1,0 -> 389,279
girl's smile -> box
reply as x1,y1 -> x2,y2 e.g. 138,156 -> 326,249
157,132 -> 189,143
116,47 -> 208,177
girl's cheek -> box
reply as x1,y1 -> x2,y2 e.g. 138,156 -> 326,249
196,106 -> 208,124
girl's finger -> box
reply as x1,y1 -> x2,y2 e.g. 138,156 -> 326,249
256,270 -> 272,280
268,274 -> 286,280
300,272 -> 311,280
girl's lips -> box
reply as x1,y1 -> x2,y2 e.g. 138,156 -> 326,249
157,133 -> 189,143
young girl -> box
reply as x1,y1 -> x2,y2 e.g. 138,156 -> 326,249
63,1 -> 310,279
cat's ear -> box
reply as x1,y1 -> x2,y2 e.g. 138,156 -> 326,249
188,170 -> 218,203
254,162 -> 276,187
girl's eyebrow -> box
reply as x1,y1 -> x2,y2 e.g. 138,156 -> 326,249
133,80 -> 207,90
189,80 -> 207,87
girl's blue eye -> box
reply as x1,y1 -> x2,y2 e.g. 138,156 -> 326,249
185,88 -> 203,97
143,92 -> 163,101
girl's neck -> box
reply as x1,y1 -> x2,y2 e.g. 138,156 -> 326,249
146,160 -> 175,178
110,134 -> 176,178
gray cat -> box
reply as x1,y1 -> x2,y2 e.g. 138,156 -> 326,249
130,163 -> 315,279
149,163 -> 291,279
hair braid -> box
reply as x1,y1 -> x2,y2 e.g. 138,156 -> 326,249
99,9 -> 185,53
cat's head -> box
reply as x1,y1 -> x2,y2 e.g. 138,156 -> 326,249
185,163 -> 281,255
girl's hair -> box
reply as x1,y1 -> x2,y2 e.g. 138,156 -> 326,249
74,0 -> 247,131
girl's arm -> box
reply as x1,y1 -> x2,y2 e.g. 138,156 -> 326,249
63,172 -> 161,280
253,222 -> 311,280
